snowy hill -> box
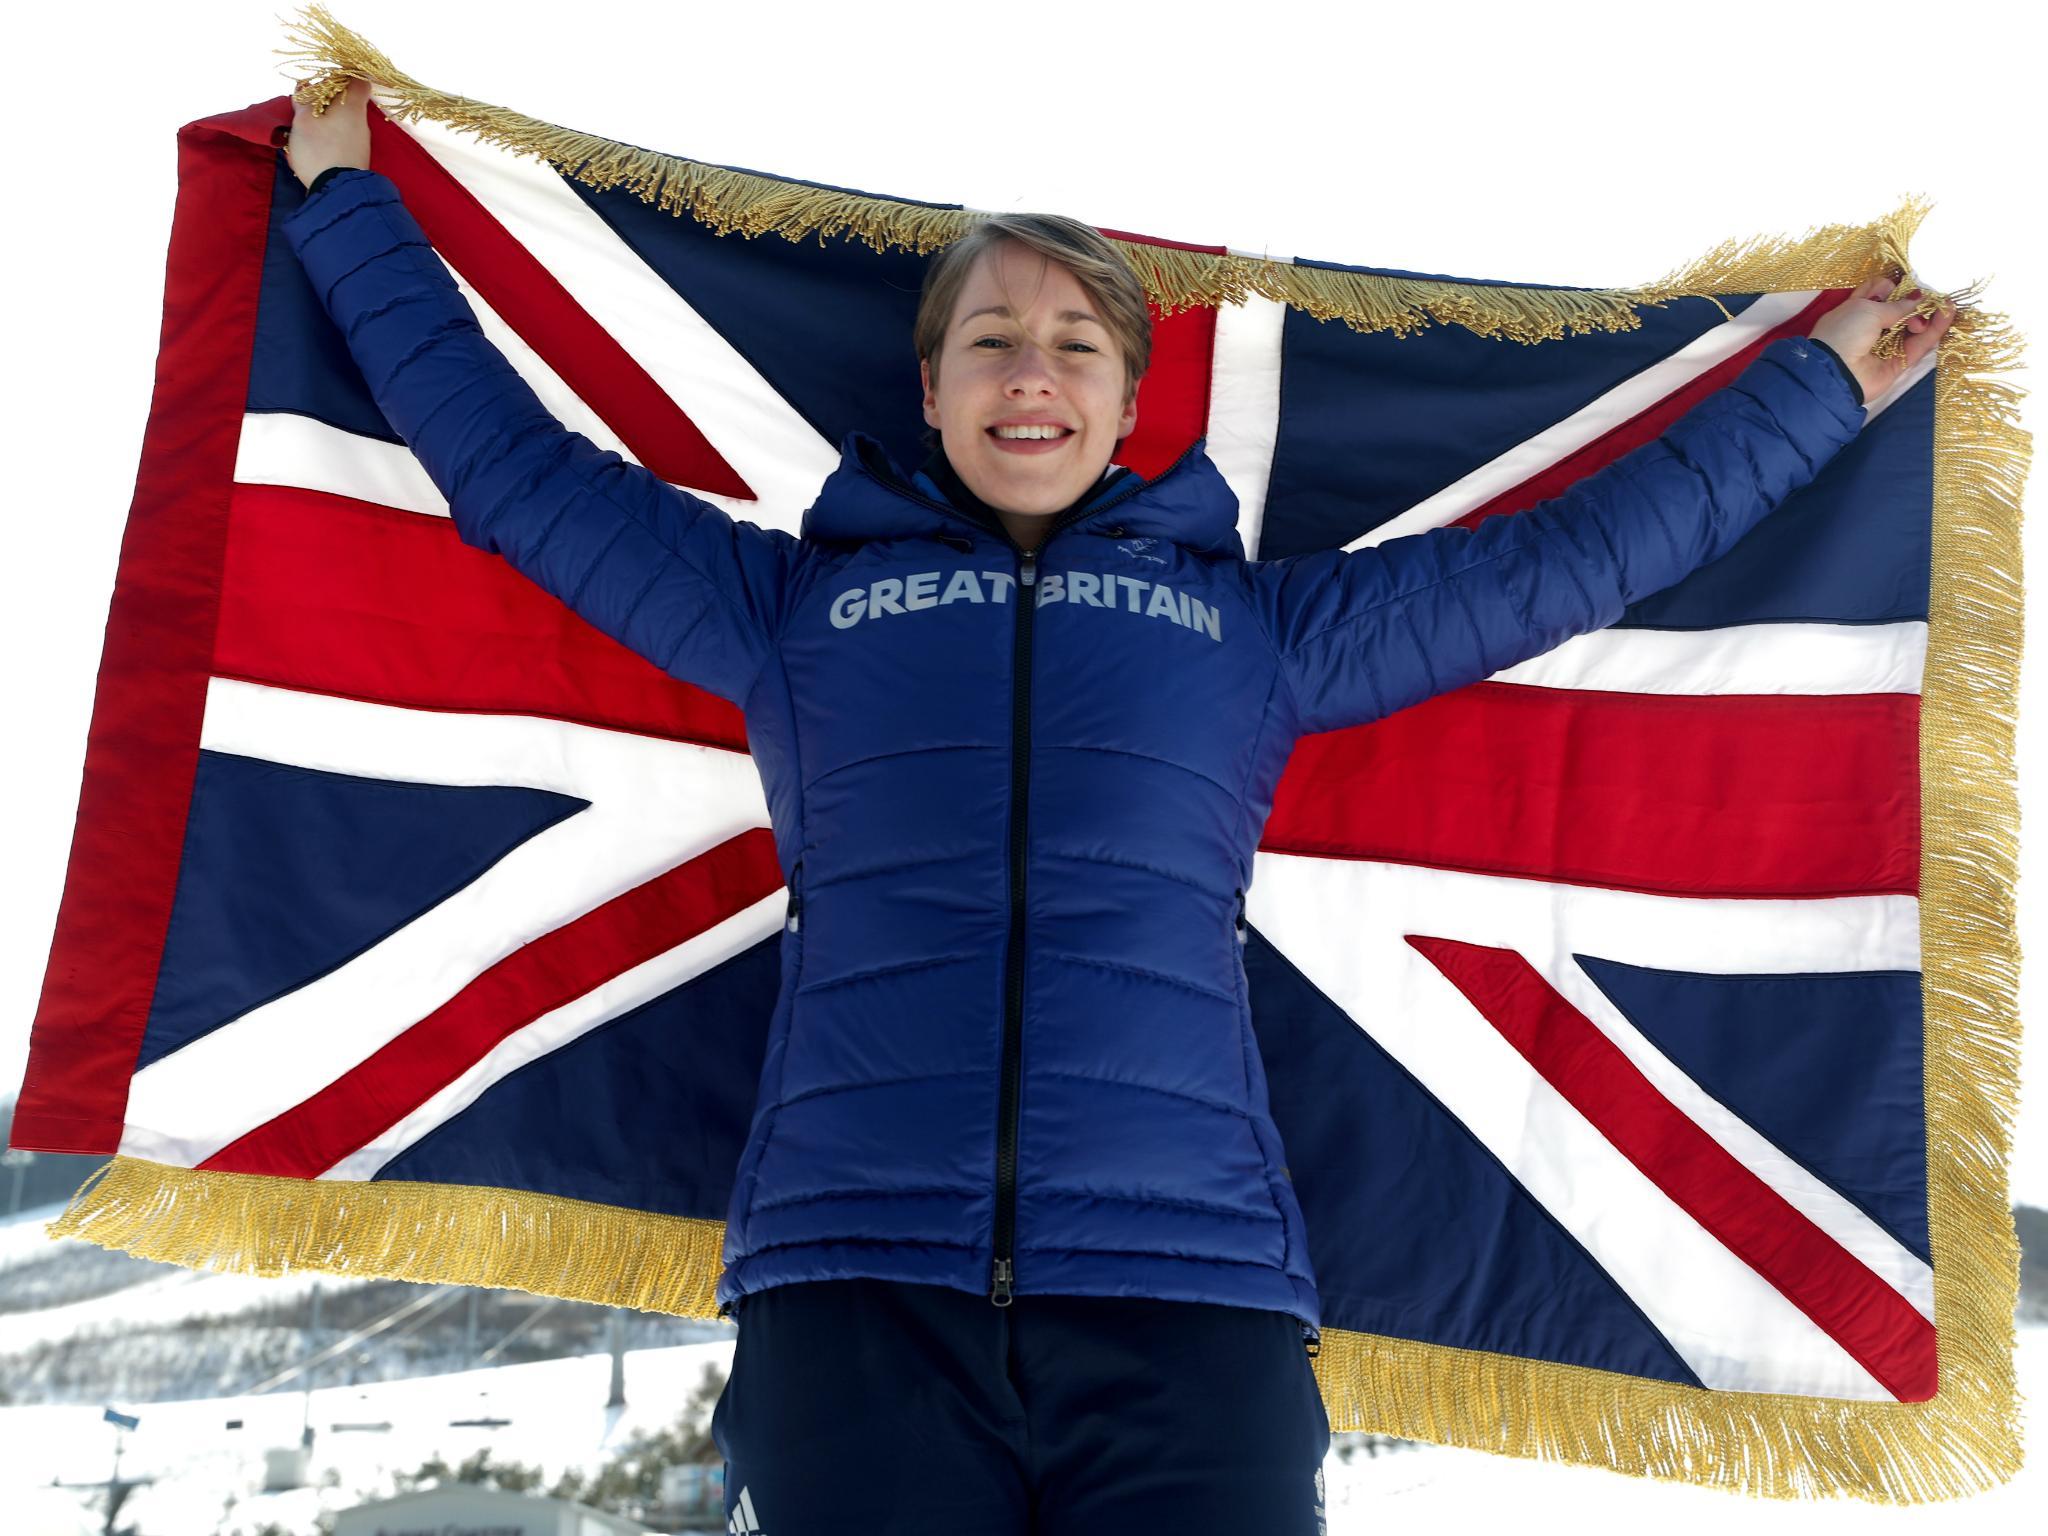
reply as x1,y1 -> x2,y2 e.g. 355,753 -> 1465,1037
0,1196 -> 733,1408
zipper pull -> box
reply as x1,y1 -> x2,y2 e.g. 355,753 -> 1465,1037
1234,887 -> 1248,945
1300,1322 -> 1322,1357
990,1257 -> 1014,1306
1019,549 -> 1037,588
785,862 -> 802,933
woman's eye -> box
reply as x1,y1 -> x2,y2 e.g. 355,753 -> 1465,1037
972,337 -> 1098,352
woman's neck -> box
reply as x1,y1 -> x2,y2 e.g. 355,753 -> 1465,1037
918,445 -> 1124,551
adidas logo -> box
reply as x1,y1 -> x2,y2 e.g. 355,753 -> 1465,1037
728,1482 -> 765,1534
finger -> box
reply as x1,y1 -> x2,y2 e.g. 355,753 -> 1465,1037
1902,309 -> 1954,367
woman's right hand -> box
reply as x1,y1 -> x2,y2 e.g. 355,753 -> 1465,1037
284,76 -> 373,190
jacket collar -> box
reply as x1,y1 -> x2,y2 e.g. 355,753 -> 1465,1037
911,440 -> 1133,534
800,428 -> 1245,558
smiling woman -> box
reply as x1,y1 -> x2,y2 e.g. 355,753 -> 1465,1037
913,212 -> 1156,540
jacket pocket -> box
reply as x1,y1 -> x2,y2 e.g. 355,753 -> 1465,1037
1229,885 -> 1252,1100
777,856 -> 808,1048
785,857 -> 804,937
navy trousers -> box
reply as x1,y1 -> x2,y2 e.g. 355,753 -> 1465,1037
712,1276 -> 1330,1534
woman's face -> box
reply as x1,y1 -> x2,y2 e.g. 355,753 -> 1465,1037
920,240 -> 1138,528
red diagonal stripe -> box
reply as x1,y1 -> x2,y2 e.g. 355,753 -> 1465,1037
1267,683 -> 1919,898
199,829 -> 783,1178
1411,934 -> 1937,1401
217,482 -> 748,752
365,106 -> 753,500
1448,293 -> 1852,531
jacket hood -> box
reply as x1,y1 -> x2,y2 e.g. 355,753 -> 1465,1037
801,429 -> 1246,559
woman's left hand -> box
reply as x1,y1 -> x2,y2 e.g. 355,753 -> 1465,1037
1809,274 -> 1958,408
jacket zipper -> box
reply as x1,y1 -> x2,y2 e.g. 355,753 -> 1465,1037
990,456 -> 1205,1308
990,540 -> 1036,1307
991,468 -> 1191,1307
849,441 -> 1202,1310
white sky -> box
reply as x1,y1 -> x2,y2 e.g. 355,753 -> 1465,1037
3,0 -> 2043,1211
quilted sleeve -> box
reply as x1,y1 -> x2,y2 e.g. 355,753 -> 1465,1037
280,165 -> 801,707
1243,333 -> 1868,737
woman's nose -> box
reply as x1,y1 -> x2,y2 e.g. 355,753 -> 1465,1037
1005,343 -> 1057,388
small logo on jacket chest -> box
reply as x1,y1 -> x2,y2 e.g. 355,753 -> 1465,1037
827,567 -> 1222,641
1114,534 -> 1168,564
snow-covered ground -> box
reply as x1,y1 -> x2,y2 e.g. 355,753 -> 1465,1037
2,1195 -> 2037,1534
1,1338 -> 736,1535
2,1329 -> 2035,1535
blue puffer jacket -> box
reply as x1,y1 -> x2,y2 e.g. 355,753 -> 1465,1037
283,167 -> 1866,1337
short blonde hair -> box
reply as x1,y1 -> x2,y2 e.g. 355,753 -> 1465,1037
914,214 -> 1153,408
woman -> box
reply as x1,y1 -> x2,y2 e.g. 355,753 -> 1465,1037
284,78 -> 1954,1536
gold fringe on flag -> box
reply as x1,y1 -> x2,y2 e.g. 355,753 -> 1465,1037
44,3 -> 2029,1505
48,1156 -> 730,1318
271,3 -> 1967,345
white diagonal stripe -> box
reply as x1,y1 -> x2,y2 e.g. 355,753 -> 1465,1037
1354,291 -> 1820,547
1255,853 -> 1926,1397
399,114 -> 834,530
326,892 -> 782,1180
236,248 -> 644,511
118,678 -> 769,1167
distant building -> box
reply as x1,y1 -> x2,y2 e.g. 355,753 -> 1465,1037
333,1484 -> 653,1536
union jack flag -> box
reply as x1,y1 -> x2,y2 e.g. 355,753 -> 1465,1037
11,71 -> 2020,1500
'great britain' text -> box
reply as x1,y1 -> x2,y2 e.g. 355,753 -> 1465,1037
828,570 -> 1222,641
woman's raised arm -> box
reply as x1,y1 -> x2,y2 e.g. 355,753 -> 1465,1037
280,79 -> 802,708
1243,280 -> 1951,738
